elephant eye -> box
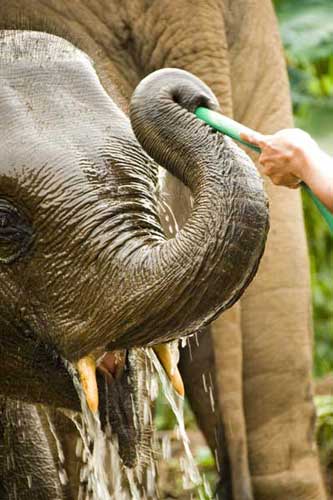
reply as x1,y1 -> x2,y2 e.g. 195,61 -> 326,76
0,199 -> 34,264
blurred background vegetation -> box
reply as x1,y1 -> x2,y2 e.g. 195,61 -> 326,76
275,0 -> 333,378
274,0 -> 333,481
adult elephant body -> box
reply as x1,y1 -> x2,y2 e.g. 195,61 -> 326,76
174,2 -> 325,499
0,1 -> 324,499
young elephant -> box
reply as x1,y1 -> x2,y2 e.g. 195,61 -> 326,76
0,27 -> 268,498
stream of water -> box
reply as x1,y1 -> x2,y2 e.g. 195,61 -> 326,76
147,348 -> 202,490
60,346 -> 210,499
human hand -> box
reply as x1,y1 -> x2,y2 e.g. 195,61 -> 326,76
240,128 -> 321,189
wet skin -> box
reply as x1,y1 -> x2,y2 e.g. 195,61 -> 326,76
0,27 -> 268,497
0,2 -> 323,499
0,29 -> 268,402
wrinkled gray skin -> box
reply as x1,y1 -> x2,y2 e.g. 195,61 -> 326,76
0,19 -> 268,500
0,398 -> 72,499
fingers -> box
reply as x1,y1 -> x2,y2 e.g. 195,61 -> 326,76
273,178 -> 301,189
241,129 -> 303,190
240,130 -> 267,148
267,172 -> 302,188
288,182 -> 302,190
259,159 -> 301,188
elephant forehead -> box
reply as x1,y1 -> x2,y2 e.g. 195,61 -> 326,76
0,122 -> 139,212
0,71 -> 119,145
0,103 -> 132,206
0,96 -> 127,203
0,30 -> 127,155
0,133 -> 91,196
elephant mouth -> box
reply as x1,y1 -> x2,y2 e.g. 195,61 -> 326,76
5,322 -> 184,468
76,343 -> 184,416
73,343 -> 185,468
45,345 -> 142,468
98,350 -> 126,380
76,350 -> 127,414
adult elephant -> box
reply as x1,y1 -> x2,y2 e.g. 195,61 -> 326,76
0,1 -> 269,498
175,2 -> 326,500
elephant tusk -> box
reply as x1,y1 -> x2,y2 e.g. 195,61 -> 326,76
76,356 -> 99,413
153,343 -> 185,398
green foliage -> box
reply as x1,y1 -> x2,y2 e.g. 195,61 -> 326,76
277,0 -> 333,62
275,0 -> 333,377
303,187 -> 333,377
315,395 -> 333,465
154,384 -> 196,431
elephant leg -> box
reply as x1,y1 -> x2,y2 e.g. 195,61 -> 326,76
0,397 -> 68,500
179,328 -> 233,500
210,309 -> 254,500
239,182 -> 325,500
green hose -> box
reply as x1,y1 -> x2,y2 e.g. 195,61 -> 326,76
195,106 -> 333,234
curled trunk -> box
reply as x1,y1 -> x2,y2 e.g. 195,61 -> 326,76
106,69 -> 269,350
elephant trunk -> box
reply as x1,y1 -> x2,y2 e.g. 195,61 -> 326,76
105,69 -> 269,350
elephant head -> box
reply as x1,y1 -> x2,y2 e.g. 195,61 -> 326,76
0,31 -> 268,466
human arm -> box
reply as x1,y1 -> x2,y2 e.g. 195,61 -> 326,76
241,128 -> 333,213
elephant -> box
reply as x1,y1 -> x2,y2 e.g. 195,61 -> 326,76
0,1 -> 270,498
0,1 -> 326,499
176,2 -> 327,500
